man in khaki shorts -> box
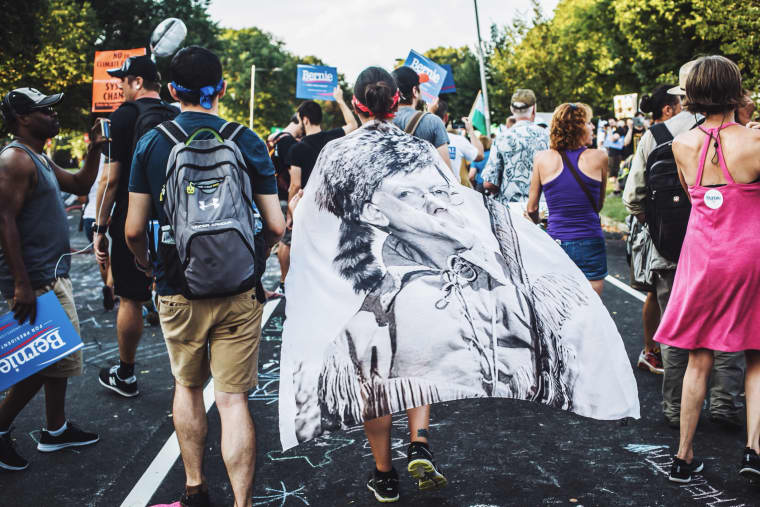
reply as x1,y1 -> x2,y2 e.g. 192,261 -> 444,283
0,87 -> 105,471
125,47 -> 284,507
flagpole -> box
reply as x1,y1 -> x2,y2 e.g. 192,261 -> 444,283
473,0 -> 491,136
249,64 -> 256,129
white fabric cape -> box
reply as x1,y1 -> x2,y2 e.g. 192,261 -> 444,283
279,121 -> 639,450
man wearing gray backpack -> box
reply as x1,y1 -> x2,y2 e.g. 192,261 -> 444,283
125,46 -> 284,507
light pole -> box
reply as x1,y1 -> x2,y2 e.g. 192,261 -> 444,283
473,0 -> 492,136
249,65 -> 282,129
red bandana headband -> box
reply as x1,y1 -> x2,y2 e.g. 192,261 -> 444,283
352,90 -> 400,119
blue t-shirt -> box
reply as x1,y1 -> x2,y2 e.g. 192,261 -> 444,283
470,149 -> 490,185
129,111 -> 277,295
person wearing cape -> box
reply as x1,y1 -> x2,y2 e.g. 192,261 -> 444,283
279,66 -> 639,502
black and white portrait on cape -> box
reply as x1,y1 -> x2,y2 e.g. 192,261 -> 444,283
278,121 -> 639,449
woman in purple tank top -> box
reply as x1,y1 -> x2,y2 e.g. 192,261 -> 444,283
526,103 -> 609,295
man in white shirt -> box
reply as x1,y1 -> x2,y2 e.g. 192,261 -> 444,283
431,99 -> 483,182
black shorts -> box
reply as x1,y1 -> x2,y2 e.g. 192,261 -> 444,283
109,217 -> 152,301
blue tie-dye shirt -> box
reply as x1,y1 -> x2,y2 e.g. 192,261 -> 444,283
482,121 -> 549,205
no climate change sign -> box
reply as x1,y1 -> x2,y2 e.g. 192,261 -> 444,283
91,47 -> 147,113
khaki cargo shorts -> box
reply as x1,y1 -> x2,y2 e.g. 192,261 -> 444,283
158,289 -> 262,393
6,277 -> 83,378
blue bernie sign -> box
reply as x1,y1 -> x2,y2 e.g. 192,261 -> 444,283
403,50 -> 448,104
0,291 -> 83,392
296,64 -> 338,101
440,64 -> 456,94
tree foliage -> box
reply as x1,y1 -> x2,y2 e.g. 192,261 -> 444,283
486,0 -> 755,120
217,27 -> 352,138
1,0 -> 219,135
4,0 -> 758,145
692,0 -> 760,90
423,46 -> 481,120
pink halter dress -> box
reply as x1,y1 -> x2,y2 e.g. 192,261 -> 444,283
655,123 -> 760,352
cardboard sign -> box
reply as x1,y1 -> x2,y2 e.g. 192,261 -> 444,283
0,291 -> 83,391
403,50 -> 448,104
439,64 -> 456,94
613,93 -> 638,120
296,64 -> 338,101
91,47 -> 147,113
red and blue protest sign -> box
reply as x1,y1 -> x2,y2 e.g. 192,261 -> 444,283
440,64 -> 456,94
296,64 -> 338,101
0,291 -> 83,392
403,50 -> 448,104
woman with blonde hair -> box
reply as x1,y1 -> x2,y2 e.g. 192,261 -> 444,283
527,103 -> 609,295
654,55 -> 760,484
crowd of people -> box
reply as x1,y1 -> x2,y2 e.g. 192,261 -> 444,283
0,42 -> 758,507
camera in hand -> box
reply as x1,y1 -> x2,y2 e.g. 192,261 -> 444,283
451,120 -> 465,130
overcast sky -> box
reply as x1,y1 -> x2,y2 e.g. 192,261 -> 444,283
207,0 -> 559,84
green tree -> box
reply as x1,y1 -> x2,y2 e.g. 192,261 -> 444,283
692,0 -> 760,89
218,27 -> 352,139
612,0 -> 721,86
218,27 -> 297,136
423,46 -> 481,120
488,0 -> 636,117
2,0 -> 219,135
1,0 -> 97,131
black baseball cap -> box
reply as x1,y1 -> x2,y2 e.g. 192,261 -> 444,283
1,87 -> 63,119
392,66 -> 430,91
107,55 -> 160,81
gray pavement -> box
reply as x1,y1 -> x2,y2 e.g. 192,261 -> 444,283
0,213 -> 758,506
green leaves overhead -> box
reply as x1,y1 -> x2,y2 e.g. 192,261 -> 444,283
487,0 -> 757,119
3,0 -> 757,144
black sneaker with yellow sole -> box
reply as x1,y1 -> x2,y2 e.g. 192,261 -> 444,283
407,442 -> 447,490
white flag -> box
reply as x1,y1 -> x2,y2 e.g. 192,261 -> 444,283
278,120 -> 639,450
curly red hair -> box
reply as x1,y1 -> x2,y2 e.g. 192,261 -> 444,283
550,103 -> 592,151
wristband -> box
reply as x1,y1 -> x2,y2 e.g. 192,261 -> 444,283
92,223 -> 109,234
134,256 -> 151,274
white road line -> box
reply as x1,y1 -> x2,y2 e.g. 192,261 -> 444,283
605,275 -> 647,303
120,298 -> 282,507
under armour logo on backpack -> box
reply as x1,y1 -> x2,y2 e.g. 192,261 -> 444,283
199,198 -> 220,211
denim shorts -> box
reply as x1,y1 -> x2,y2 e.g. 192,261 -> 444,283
557,237 -> 608,280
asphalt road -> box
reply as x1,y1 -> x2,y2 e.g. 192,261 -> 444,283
0,212 -> 758,507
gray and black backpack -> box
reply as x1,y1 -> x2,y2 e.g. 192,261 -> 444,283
156,120 -> 257,299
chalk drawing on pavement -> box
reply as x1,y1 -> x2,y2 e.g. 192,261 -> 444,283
249,357 -> 280,404
252,481 -> 309,506
624,444 -> 747,507
266,434 -> 355,469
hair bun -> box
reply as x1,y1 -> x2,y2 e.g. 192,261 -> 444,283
364,82 -> 395,118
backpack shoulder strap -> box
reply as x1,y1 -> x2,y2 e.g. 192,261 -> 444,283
156,120 -> 188,145
649,122 -> 674,146
219,121 -> 245,142
560,151 -> 600,213
405,112 -> 427,136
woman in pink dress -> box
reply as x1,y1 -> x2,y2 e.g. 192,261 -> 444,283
654,56 -> 760,483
